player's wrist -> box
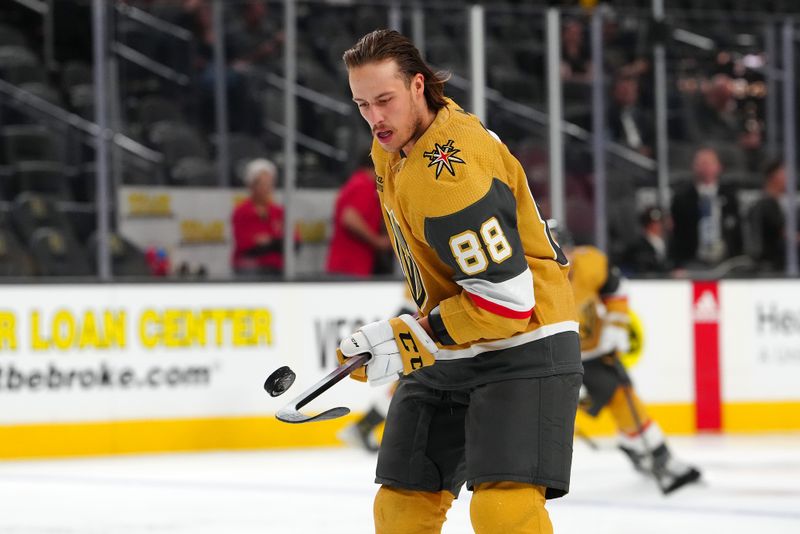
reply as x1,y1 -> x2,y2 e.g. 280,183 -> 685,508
416,315 -> 437,342
427,306 -> 456,346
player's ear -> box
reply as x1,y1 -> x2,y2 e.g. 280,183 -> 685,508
412,73 -> 425,97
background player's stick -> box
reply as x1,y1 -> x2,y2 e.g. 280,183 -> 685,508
574,426 -> 600,451
275,353 -> 370,424
612,357 -> 668,493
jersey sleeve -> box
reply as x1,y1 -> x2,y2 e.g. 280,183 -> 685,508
599,264 -> 629,326
423,178 -> 534,345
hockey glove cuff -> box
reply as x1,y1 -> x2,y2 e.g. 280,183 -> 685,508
339,314 -> 438,386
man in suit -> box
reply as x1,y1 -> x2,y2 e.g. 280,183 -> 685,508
608,75 -> 653,157
670,148 -> 742,268
747,160 -> 796,273
623,206 -> 672,276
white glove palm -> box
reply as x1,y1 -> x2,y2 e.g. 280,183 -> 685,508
339,314 -> 439,386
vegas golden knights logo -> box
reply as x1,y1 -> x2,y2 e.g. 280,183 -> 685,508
386,208 -> 427,310
578,299 -> 601,351
423,139 -> 466,178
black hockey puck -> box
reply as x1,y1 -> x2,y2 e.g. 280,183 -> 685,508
264,366 -> 296,397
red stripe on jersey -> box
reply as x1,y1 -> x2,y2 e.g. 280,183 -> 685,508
467,292 -> 533,319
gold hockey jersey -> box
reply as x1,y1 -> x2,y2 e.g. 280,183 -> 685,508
371,98 -> 581,388
568,245 -> 630,358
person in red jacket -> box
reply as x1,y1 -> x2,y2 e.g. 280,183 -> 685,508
326,157 -> 392,277
231,158 -> 286,276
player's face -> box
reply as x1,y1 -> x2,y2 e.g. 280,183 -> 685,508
349,59 -> 426,154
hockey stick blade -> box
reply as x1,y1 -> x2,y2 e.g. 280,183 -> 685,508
275,352 -> 370,424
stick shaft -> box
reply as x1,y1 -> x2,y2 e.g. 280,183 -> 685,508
293,353 -> 370,411
575,426 -> 600,450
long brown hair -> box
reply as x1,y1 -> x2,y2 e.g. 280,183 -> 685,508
343,29 -> 450,112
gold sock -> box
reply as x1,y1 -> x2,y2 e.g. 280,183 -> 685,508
470,482 -> 552,534
373,485 -> 454,534
607,386 -> 651,435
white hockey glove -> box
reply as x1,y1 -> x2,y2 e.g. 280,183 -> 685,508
598,322 -> 631,355
337,314 -> 438,386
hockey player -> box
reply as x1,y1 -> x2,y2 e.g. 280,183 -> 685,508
548,220 -> 702,494
338,29 -> 583,534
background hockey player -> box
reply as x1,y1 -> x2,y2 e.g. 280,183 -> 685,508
548,219 -> 701,494
338,29 -> 583,534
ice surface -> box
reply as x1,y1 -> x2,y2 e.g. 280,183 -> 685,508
0,433 -> 798,533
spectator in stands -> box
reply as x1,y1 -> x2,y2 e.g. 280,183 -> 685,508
688,74 -> 740,144
178,0 -> 260,133
561,18 -> 591,83
326,155 -> 392,277
622,206 -> 673,276
688,74 -> 762,157
747,160 -> 795,272
607,74 -> 653,157
227,0 -> 284,70
177,0 -> 213,52
231,158 -> 286,277
602,13 -> 650,81
670,147 -> 743,268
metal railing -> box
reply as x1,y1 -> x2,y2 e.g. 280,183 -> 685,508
447,70 -> 659,172
8,0 -> 46,14
114,2 -> 194,42
0,78 -> 163,165
111,43 -> 192,87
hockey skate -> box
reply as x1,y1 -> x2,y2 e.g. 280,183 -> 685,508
337,421 -> 379,452
650,444 -> 702,494
620,442 -> 701,494
619,443 -> 649,474
336,409 -> 384,452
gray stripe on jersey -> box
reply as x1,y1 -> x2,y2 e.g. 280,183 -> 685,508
423,178 -> 528,284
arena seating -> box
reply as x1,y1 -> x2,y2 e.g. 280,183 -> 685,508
0,0 -> 787,276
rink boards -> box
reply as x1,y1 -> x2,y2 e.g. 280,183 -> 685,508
0,280 -> 798,459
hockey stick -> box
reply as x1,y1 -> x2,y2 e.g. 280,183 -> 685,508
574,426 -> 600,451
275,353 -> 370,424
612,357 -> 669,494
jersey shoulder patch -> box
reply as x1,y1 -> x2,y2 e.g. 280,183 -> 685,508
416,105 -> 499,183
422,139 -> 467,179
